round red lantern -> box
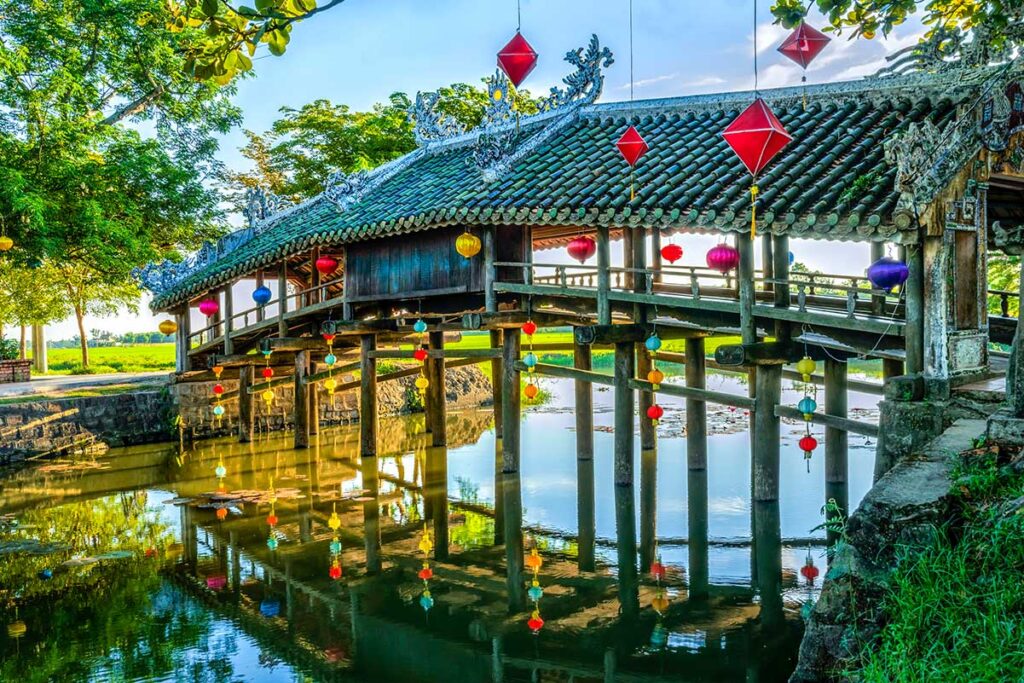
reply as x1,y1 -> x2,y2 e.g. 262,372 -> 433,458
522,321 -> 537,336
315,255 -> 338,277
216,508 -> 228,520
566,235 -> 596,264
329,564 -> 342,580
418,567 -> 433,580
527,612 -> 544,633
198,298 -> 219,317
647,404 -> 664,425
660,243 -> 683,264
799,434 -> 818,454
524,383 -> 539,400
706,243 -> 740,274
800,558 -> 820,582
213,384 -> 224,395
262,367 -> 273,379
413,348 -> 428,362
267,514 -> 278,526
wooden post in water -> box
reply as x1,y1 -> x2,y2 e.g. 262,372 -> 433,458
294,350 -> 310,449
491,329 -> 505,547
427,446 -> 449,562
905,242 -> 925,376
596,225 -> 612,325
685,337 -> 708,470
277,263 -> 288,338
490,330 -> 504,439
753,364 -> 782,502
360,334 -> 380,573
752,501 -> 784,630
574,340 -> 596,572
238,364 -> 254,443
824,358 -> 849,545
637,346 -> 657,451
687,468 -> 709,600
613,341 -> 639,619
639,444 -> 657,573
501,329 -> 525,610
484,226 -> 497,313
427,331 -> 447,447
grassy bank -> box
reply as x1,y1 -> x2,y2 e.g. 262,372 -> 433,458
44,345 -> 175,375
854,444 -> 1024,682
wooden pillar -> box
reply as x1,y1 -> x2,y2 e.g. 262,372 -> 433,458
632,226 -> 648,323
255,271 -> 265,323
613,341 -> 639,619
762,234 -> 774,292
293,350 -> 309,449
484,226 -> 497,313
905,242 -> 925,376
277,263 -> 288,338
687,468 -> 709,600
310,246 -> 321,305
360,335 -> 377,459
883,358 -> 904,382
175,309 -> 189,373
685,337 -> 708,470
639,445 -> 657,573
307,360 -> 319,437
520,226 -> 533,312
574,341 -> 596,572
753,364 -> 782,502
501,330 -> 525,610
772,235 -> 791,342
426,446 -> 449,561
623,228 -> 635,292
824,358 -> 849,545
427,331 -> 447,447
870,242 -> 886,316
490,330 -> 503,439
651,228 -> 662,284
737,233 -> 756,344
636,346 -> 656,451
361,442 -> 381,574
752,501 -> 783,630
223,284 -> 234,355
238,365 -> 254,443
597,226 -> 612,325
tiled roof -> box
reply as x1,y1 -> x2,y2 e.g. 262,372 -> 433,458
151,74 -> 958,310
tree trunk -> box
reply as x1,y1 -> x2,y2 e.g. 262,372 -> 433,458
19,325 -> 26,360
76,307 -> 89,368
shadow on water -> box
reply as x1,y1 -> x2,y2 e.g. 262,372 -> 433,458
0,378 -> 857,682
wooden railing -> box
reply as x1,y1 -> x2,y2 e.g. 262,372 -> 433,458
989,288 -> 1019,318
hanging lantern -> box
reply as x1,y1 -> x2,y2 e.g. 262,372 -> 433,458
328,507 -> 341,531
262,367 -> 274,379
213,364 -> 223,377
528,583 -> 543,601
800,556 -> 820,583
415,376 -> 429,393
213,405 -> 225,418
647,368 -> 664,390
418,566 -> 434,580
158,319 -> 178,335
0,235 -> 13,252
413,319 -> 428,334
413,348 -> 428,362
523,352 -> 538,369
867,256 -> 909,292
525,548 -> 543,571
778,21 -> 831,70
267,536 -> 279,551
645,334 -> 662,354
267,513 -> 278,526
722,99 -> 792,237
329,563 -> 342,580
652,593 -> 670,614
616,125 -> 649,167
796,356 -> 816,382
325,353 -> 337,366
798,396 -> 817,420
330,539 -> 342,554
198,298 -> 220,317
522,320 -> 537,336
213,383 -> 225,395
527,610 -> 545,633
706,243 -> 740,274
799,434 -> 818,456
252,285 -> 272,306
647,404 -> 664,425
324,377 -> 337,395
524,383 -> 539,400
566,235 -> 597,264
322,332 -> 336,346
315,255 -> 339,277
216,507 -> 228,520
215,464 -> 227,478
455,231 -> 481,259
650,559 -> 666,580
261,389 -> 274,406
497,31 -> 538,88
660,243 -> 683,264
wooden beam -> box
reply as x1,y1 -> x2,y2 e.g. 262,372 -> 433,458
490,330 -> 503,440
515,361 -> 615,387
824,358 -> 849,545
738,232 -> 756,345
772,234 -> 791,342
461,310 -> 591,330
484,225 -> 497,314
613,341 -> 639,620
753,365 -> 782,502
575,324 -> 647,345
277,264 -> 288,338
905,242 -> 925,375
774,405 -> 878,437
368,348 -> 500,359
597,225 -> 612,325
629,378 -> 755,409
264,337 -> 327,353
223,284 -> 234,355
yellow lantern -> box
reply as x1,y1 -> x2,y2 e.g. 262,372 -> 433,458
455,231 -> 481,259
0,235 -> 13,252
324,377 -> 337,395
647,368 -> 664,390
261,389 -> 274,406
328,509 -> 341,531
158,319 -> 178,335
415,376 -> 429,393
6,620 -> 26,638
796,356 -> 816,382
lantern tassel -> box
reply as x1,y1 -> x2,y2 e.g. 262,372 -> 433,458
802,74 -> 807,111
750,184 -> 759,238
630,169 -> 635,202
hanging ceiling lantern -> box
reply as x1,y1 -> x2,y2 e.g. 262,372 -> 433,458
799,434 -> 818,456
722,99 -> 792,177
706,243 -> 740,274
522,320 -> 537,336
524,383 -> 539,400
778,21 -> 831,70
497,31 -> 538,88
566,235 -> 596,264
198,298 -> 219,317
325,353 -> 337,366
158,319 -> 178,336
413,348 -> 428,362
413,319 -> 428,334
616,125 -> 649,167
523,352 -> 538,369
315,255 -> 339,277
796,356 -> 816,382
252,285 -> 272,306
647,404 -> 664,425
800,556 -> 820,582
262,367 -> 274,379
867,256 -> 909,292
660,243 -> 683,264
647,368 -> 664,389
456,231 -> 481,259
0,235 -> 13,252
216,507 -> 228,520
213,383 -> 225,396
645,334 -> 662,354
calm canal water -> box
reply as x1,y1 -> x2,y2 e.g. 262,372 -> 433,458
0,371 -> 878,682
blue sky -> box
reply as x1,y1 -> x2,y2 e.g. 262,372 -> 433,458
51,0 -> 926,339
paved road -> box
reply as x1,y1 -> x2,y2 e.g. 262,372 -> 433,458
0,372 -> 169,398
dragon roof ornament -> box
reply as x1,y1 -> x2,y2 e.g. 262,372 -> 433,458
409,91 -> 467,146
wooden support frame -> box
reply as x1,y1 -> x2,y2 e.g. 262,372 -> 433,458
293,350 -> 310,449
753,365 -> 782,502
685,337 -> 708,471
629,378 -> 755,410
613,341 -> 639,619
573,340 -> 595,572
426,331 -> 447,448
501,329 -> 525,610
238,365 -> 254,443
824,358 -> 850,544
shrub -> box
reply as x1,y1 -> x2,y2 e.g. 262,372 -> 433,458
0,336 -> 18,361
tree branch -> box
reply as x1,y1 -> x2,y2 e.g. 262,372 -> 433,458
99,85 -> 165,126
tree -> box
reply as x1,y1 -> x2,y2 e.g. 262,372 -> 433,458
228,83 -> 540,203
0,262 -> 69,357
771,1 -> 1022,49
57,263 -> 141,368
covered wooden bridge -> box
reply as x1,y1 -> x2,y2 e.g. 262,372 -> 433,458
139,36 -> 1024,613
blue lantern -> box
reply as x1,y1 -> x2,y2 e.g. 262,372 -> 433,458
866,257 -> 909,292
789,251 -> 795,265
645,334 -> 662,353
259,599 -> 280,618
798,396 -> 817,420
420,593 -> 434,611
528,585 -> 543,601
650,624 -> 668,648
252,285 -> 272,306
38,569 -> 53,580
215,464 -> 226,478
325,353 -> 336,366
266,536 -> 278,551
523,352 -> 538,369
413,319 -> 427,334
329,539 -> 342,554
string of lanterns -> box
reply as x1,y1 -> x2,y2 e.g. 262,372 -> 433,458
522,319 -> 539,401
266,478 -> 279,551
649,552 -> 669,649
795,355 -> 819,471
525,545 -> 544,633
328,503 -> 343,580
418,524 -> 435,612
261,349 -> 275,408
645,331 -> 663,426
413,319 -> 430,396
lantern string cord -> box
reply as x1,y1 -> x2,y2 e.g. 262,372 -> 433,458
753,0 -> 759,96
517,0 -> 521,32
629,0 -> 634,104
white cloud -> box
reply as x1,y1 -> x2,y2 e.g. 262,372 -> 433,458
684,76 -> 726,87
618,72 -> 679,90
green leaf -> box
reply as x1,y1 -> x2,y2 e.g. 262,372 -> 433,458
255,0 -> 273,11
201,0 -> 218,18
235,5 -> 259,16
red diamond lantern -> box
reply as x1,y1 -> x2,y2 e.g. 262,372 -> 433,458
778,22 -> 831,70
616,125 -> 649,167
722,98 -> 792,177
497,32 -> 538,88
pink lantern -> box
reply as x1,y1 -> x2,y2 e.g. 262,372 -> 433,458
566,235 -> 597,264
198,298 -> 219,317
706,244 -> 740,274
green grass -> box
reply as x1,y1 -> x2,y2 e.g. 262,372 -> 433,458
854,446 -> 1024,682
0,383 -> 166,405
42,345 -> 176,375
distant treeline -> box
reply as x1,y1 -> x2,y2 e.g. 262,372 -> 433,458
49,331 -> 173,349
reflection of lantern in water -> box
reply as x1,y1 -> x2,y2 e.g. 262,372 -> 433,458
328,505 -> 341,532
527,610 -> 544,633
216,507 -> 227,520
418,524 -> 434,613
525,545 -> 544,634
215,464 -> 226,479
7,620 -> 26,638
329,531 -> 343,580
206,575 -> 227,590
329,562 -> 342,580
259,599 -> 281,618
266,536 -> 278,551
